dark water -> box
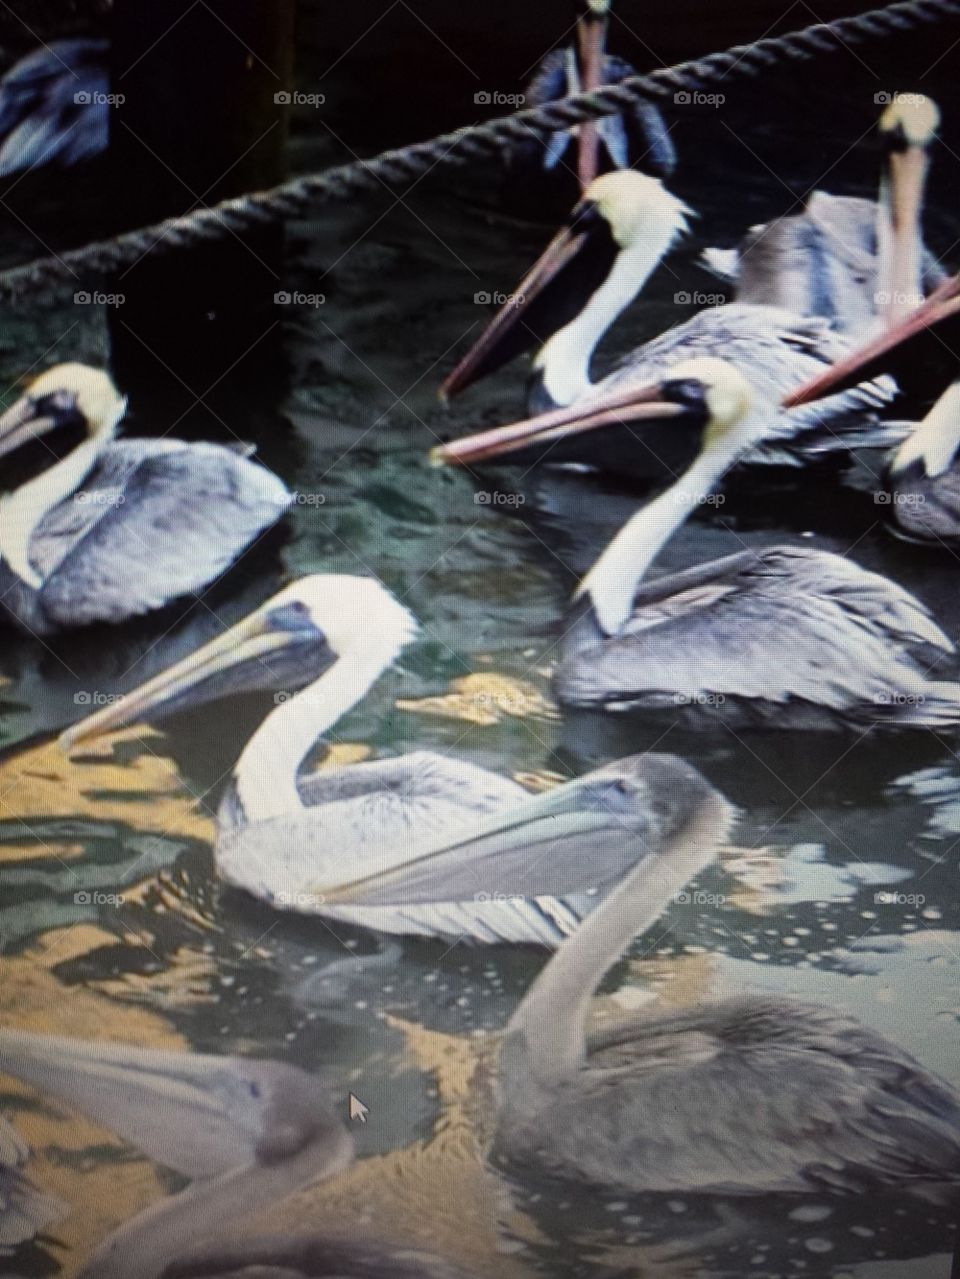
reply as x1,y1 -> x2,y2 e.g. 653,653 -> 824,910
0,4 -> 959,1277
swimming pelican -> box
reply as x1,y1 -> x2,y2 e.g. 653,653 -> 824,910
0,1113 -> 62,1256
484,759 -> 960,1194
701,95 -> 942,338
0,363 -> 291,633
438,100 -> 941,475
441,358 -> 960,727
783,293 -> 960,544
0,39 -> 108,178
0,1030 -> 477,1279
57,574 -> 691,944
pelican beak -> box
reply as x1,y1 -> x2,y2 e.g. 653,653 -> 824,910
0,1029 -> 352,1181
58,603 -> 322,753
431,380 -> 687,467
782,274 -> 960,408
319,770 -> 658,906
0,392 -> 56,461
439,197 -> 615,400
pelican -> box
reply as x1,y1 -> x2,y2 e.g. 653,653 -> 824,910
783,281 -> 960,545
0,363 -> 291,633
441,359 -> 960,728
0,1030 -> 480,1279
522,0 -> 675,185
0,39 -> 108,177
0,1113 -> 62,1256
701,95 -> 943,338
482,759 -> 960,1194
57,574 -> 694,945
438,100 -> 941,475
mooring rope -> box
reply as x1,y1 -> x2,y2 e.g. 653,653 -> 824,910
0,0 -> 957,304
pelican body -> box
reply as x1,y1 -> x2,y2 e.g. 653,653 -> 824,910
785,293 -> 960,545
0,364 -> 291,633
0,39 -> 108,178
60,576 -> 692,946
439,99 -> 941,477
443,358 -> 960,729
489,756 -> 960,1195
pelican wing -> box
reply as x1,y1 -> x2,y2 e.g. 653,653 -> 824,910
506,996 -> 960,1194
0,39 -> 108,175
20,438 -> 290,627
0,1115 -> 63,1253
556,545 -> 960,724
595,304 -> 900,465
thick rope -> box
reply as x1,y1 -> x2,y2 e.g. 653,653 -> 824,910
1,0 -> 957,304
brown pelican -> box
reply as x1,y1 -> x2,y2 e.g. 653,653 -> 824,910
441,358 -> 960,727
784,298 -> 960,544
701,95 -> 943,339
0,39 -> 108,177
0,363 -> 291,633
0,1030 -> 479,1279
484,757 -> 960,1194
58,575 -> 685,945
522,1 -> 675,185
438,100 -> 941,475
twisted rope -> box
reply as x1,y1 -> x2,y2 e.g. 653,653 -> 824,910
1,0 -> 957,303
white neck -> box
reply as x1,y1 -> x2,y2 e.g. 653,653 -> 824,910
503,792 -> 730,1089
577,441 -> 736,635
534,231 -> 678,408
891,380 -> 960,478
234,640 -> 401,824
0,429 -> 110,588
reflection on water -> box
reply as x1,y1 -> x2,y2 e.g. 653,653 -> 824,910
0,16 -> 959,1279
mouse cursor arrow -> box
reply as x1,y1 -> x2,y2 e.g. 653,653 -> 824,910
348,1092 -> 369,1124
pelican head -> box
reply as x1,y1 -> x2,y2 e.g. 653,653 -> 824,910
0,363 -> 126,461
59,574 -> 418,754
440,171 -> 689,406
432,356 -> 761,470
878,93 -> 940,149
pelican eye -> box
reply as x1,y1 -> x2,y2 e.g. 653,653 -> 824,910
660,378 -> 708,411
265,600 -> 316,633
32,389 -> 79,419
